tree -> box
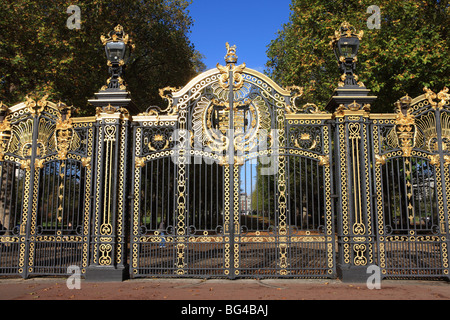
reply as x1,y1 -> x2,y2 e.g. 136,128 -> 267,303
0,0 -> 206,115
266,0 -> 449,112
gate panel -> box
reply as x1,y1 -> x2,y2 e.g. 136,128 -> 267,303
130,87 -> 231,277
129,45 -> 337,278
0,99 -> 94,277
238,157 -> 279,277
29,108 -> 95,276
130,117 -> 179,277
377,155 -> 444,277
0,160 -> 26,275
372,93 -> 450,279
31,156 -> 92,275
0,104 -> 36,277
184,160 -> 225,277
284,114 -> 335,277
236,104 -> 336,277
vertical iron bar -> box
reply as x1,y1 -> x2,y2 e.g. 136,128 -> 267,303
435,107 -> 450,277
210,161 -> 213,231
395,158 -> 402,230
143,155 -> 148,231
22,114 -> 41,278
156,157 -> 160,228
167,157 -> 171,231
414,158 -> 422,229
162,155 -> 166,229
0,164 -> 4,231
228,68 -> 236,279
6,163 -> 13,232
300,157 -> 304,229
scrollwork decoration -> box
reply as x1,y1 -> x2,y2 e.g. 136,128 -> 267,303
216,43 -> 246,91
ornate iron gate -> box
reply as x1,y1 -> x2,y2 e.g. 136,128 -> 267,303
0,98 -> 94,277
0,27 -> 448,281
129,44 -> 336,278
372,91 -> 450,278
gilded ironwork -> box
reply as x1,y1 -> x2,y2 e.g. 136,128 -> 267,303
216,42 -> 246,91
0,114 -> 11,161
25,94 -> 48,116
1,29 -> 448,282
329,22 -> 365,88
372,87 -> 450,279
54,104 -> 79,160
284,86 -> 306,114
329,21 -> 364,44
0,96 -> 94,277
100,24 -> 133,47
393,95 -> 416,157
127,42 -> 337,279
424,86 -> 449,110
335,101 -> 371,117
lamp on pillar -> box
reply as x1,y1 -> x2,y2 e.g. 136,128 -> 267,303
101,24 -> 133,92
326,22 -> 378,283
326,21 -> 376,113
88,24 -> 137,113
86,24 -> 135,282
330,21 -> 364,88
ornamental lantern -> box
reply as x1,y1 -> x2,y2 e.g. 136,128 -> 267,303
330,22 -> 364,87
100,24 -> 134,91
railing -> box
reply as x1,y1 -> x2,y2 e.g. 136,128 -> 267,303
0,81 -> 448,282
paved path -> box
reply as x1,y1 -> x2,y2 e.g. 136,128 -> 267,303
0,277 -> 449,300
2,278 -> 448,318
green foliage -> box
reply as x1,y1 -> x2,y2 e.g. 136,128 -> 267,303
0,0 -> 205,115
266,0 -> 449,112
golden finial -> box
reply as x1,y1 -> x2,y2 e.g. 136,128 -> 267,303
224,42 -> 238,65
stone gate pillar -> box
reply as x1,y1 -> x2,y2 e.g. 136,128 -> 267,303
84,24 -> 136,281
327,21 -> 378,282
327,87 -> 377,282
85,89 -> 131,281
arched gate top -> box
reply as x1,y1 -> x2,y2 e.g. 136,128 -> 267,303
148,43 -> 310,117
172,66 -> 292,99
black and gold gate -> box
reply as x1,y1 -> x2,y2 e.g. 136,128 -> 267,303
1,23 -> 448,281
372,90 -> 450,278
0,97 -> 94,277
129,44 -> 336,278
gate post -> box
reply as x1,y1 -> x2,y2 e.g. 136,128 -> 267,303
20,102 -> 41,279
85,25 -> 136,281
327,88 -> 376,282
85,88 -> 132,281
327,21 -> 378,282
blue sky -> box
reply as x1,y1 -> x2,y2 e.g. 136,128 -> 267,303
187,0 -> 292,72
